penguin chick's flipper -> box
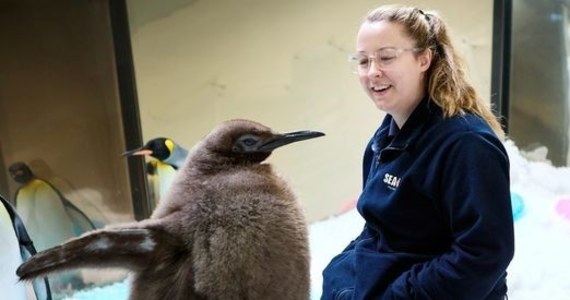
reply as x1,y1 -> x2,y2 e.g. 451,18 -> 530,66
16,227 -> 178,281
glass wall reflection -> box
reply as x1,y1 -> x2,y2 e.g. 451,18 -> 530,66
0,0 -> 136,297
509,0 -> 570,166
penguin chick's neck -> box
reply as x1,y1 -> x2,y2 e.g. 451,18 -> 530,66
187,147 -> 271,174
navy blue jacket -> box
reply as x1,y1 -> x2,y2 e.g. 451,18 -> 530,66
322,98 -> 515,300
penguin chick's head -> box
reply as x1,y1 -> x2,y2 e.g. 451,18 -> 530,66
200,119 -> 325,164
123,137 -> 174,161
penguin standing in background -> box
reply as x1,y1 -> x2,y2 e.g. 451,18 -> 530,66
17,119 -> 324,300
9,162 -> 78,252
9,162 -> 94,292
9,162 -> 96,243
123,137 -> 188,206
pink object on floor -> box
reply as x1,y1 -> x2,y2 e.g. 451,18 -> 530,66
555,197 -> 570,220
338,198 -> 357,214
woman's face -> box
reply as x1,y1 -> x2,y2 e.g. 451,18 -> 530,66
355,20 -> 431,125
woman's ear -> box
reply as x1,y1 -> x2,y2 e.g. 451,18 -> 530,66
418,48 -> 432,71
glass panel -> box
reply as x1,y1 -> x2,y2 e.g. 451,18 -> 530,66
509,0 -> 570,166
0,0 -> 135,298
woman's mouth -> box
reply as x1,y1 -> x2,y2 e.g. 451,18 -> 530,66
370,84 -> 391,94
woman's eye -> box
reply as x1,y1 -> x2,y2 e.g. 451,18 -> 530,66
358,58 -> 369,66
380,56 -> 395,62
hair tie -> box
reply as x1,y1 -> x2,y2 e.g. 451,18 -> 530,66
418,9 -> 431,21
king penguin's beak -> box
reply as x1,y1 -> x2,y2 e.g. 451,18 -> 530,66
259,131 -> 325,151
122,148 -> 153,157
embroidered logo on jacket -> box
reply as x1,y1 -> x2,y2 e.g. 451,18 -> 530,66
383,173 -> 400,190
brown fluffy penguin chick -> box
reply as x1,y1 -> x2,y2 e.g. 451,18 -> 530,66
16,119 -> 324,300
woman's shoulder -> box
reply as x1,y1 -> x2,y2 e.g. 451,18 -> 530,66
427,112 -> 496,139
423,112 -> 505,152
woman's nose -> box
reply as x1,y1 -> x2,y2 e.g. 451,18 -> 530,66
367,61 -> 384,77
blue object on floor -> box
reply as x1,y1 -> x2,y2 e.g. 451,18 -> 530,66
511,192 -> 525,221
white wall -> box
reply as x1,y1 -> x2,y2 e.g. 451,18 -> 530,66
126,0 -> 494,221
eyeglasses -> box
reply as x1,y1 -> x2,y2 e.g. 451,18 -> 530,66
348,47 -> 422,73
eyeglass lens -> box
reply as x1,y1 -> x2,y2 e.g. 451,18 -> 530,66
349,48 -> 410,73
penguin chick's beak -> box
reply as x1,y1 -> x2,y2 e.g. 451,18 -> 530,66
259,131 -> 325,151
122,148 -> 153,157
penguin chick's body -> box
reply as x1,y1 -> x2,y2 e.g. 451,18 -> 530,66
17,119 -> 324,300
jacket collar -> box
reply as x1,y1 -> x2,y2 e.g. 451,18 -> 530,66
377,97 -> 441,161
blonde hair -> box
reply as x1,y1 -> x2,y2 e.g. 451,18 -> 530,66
364,5 -> 505,138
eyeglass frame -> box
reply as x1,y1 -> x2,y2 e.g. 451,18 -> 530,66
348,47 -> 424,73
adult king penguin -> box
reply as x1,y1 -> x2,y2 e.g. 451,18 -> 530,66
17,119 -> 324,300
9,162 -> 78,252
123,137 -> 188,206
9,162 -> 96,246
9,162 -> 94,292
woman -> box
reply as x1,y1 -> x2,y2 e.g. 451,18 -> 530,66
321,5 -> 514,300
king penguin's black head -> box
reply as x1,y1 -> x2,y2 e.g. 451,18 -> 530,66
8,161 -> 35,184
202,119 -> 325,164
123,137 -> 172,161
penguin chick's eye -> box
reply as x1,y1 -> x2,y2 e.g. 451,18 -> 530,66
233,134 -> 262,152
242,138 -> 257,146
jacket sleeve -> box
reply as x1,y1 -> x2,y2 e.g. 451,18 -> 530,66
382,132 -> 515,299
